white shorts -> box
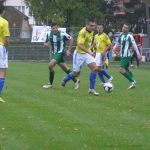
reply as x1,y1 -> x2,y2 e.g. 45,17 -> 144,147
0,45 -> 8,69
73,50 -> 96,72
95,53 -> 104,67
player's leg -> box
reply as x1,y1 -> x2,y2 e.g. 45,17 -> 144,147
97,53 -> 113,84
134,51 -> 139,67
59,63 -> 80,89
86,54 -> 99,96
120,57 -> 135,89
61,50 -> 82,88
0,46 -> 8,102
43,59 -> 57,89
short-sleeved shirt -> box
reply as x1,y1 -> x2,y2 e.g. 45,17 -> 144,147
0,17 -> 10,46
94,32 -> 111,53
76,27 -> 94,54
46,31 -> 71,54
117,32 -> 135,57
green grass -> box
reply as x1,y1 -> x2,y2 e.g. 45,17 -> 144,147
0,61 -> 150,150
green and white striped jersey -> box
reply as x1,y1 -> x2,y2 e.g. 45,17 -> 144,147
114,32 -> 139,57
46,31 -> 71,54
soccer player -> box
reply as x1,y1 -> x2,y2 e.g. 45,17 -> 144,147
0,4 -> 10,102
91,23 -> 113,88
113,23 -> 142,89
61,18 -> 100,96
43,22 -> 79,89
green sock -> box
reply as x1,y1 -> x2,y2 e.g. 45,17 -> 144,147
123,72 -> 134,83
65,69 -> 77,83
49,70 -> 55,85
128,71 -> 133,78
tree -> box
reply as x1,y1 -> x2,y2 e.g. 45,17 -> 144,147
24,0 -> 104,27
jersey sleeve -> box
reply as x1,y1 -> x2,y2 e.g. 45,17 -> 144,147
3,21 -> 10,37
63,32 -> 72,41
130,34 -> 140,55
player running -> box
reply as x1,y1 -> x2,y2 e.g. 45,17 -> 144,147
61,18 -> 100,96
43,22 -> 79,89
113,23 -> 142,89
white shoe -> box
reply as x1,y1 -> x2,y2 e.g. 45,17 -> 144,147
88,89 -> 99,96
0,97 -> 5,103
107,76 -> 113,83
43,83 -> 52,89
130,64 -> 134,67
128,81 -> 136,89
74,79 -> 80,90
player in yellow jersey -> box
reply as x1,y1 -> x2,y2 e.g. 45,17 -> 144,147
61,18 -> 100,96
0,4 -> 10,102
93,24 -> 113,85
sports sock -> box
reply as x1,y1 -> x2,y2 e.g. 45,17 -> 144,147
0,78 -> 5,96
90,72 -> 97,89
101,69 -> 111,79
122,72 -> 134,83
49,70 -> 55,85
98,71 -> 105,83
65,69 -> 77,83
128,71 -> 133,78
64,72 -> 75,83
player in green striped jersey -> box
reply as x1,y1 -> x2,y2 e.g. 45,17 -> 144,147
43,22 -> 79,89
113,23 -> 142,89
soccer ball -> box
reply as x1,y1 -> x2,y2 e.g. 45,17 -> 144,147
103,82 -> 114,93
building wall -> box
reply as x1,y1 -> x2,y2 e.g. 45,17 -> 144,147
4,0 -> 35,25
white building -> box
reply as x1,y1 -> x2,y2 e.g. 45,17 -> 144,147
3,0 -> 35,25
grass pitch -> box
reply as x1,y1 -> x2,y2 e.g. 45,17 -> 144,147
0,61 -> 149,150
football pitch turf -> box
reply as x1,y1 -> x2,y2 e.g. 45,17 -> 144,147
0,61 -> 149,150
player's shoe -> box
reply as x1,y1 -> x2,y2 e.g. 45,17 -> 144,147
128,80 -> 136,89
0,97 -> 5,103
74,79 -> 80,90
43,83 -> 52,89
88,89 -> 99,96
107,76 -> 113,83
130,64 -> 134,67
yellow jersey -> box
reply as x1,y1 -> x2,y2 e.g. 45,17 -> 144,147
76,27 -> 94,54
94,32 -> 111,53
0,16 -> 10,46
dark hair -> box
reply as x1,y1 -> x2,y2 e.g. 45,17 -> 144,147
124,23 -> 131,29
51,22 -> 57,27
0,4 -> 5,14
97,23 -> 104,27
86,17 -> 95,24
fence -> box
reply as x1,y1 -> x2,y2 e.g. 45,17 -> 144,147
8,28 -> 150,61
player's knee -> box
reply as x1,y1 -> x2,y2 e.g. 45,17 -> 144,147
119,68 -> 125,74
92,66 -> 99,72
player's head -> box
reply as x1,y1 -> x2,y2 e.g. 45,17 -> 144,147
51,22 -> 59,34
122,23 -> 130,33
0,4 -> 5,15
86,18 -> 96,32
97,23 -> 104,34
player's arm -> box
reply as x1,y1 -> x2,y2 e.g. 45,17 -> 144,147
3,37 -> 9,47
64,33 -> 73,56
3,21 -> 10,49
78,44 -> 94,56
44,33 -> 50,48
130,35 -> 141,60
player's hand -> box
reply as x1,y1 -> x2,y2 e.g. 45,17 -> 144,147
66,50 -> 71,56
137,54 -> 142,61
88,51 -> 94,57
